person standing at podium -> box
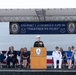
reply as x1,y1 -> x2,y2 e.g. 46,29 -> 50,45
34,35 -> 44,47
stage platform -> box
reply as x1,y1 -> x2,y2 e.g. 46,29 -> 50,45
0,68 -> 76,75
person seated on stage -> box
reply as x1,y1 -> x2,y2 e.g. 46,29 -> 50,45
52,46 -> 62,69
34,35 -> 44,47
71,46 -> 75,53
71,46 -> 76,64
22,47 -> 29,68
7,46 -> 17,68
65,47 -> 74,69
60,47 -> 66,62
17,48 -> 24,65
0,51 -> 6,67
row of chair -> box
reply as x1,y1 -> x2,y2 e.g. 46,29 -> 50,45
0,50 -> 76,69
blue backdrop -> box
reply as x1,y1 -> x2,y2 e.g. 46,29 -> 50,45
9,21 -> 76,34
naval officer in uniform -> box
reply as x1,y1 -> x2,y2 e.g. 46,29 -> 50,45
34,35 -> 44,47
52,46 -> 62,69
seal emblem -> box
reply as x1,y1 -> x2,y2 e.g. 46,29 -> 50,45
36,48 -> 42,55
67,22 -> 76,33
10,23 -> 19,34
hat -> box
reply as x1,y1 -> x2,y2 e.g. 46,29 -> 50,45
36,35 -> 40,38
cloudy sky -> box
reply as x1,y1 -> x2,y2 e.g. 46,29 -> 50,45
0,0 -> 76,9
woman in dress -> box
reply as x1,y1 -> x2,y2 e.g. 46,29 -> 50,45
66,47 -> 74,69
22,47 -> 29,68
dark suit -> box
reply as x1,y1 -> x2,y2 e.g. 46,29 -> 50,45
7,50 -> 17,67
0,54 -> 6,62
34,41 -> 44,47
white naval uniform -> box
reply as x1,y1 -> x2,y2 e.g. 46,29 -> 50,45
52,50 -> 62,69
73,50 -> 76,63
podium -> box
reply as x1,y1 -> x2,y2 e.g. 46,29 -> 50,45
30,47 -> 46,69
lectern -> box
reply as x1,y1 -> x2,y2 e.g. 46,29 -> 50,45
30,47 -> 46,69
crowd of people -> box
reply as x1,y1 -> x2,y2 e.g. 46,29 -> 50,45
52,46 -> 76,69
0,46 -> 30,68
0,35 -> 43,68
7,46 -> 30,68
0,35 -> 76,69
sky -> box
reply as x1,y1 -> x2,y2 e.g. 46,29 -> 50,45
0,0 -> 76,9
0,0 -> 76,50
